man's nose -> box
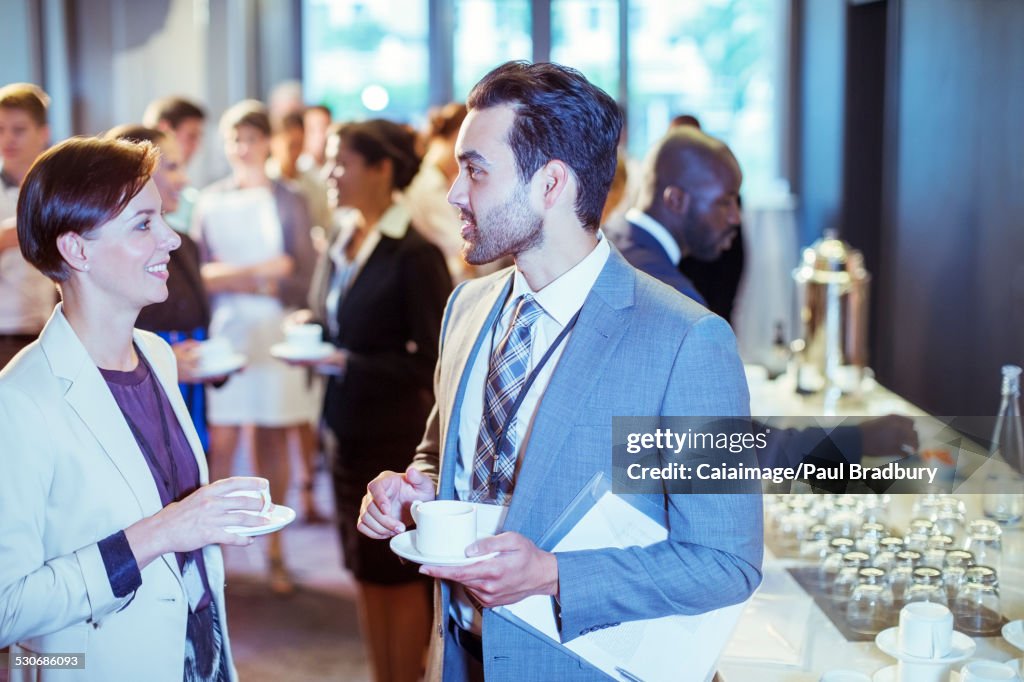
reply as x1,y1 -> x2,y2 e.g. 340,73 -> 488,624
447,172 -> 466,207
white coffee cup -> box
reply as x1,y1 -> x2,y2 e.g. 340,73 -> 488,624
960,661 -> 1022,682
199,338 -> 234,370
898,602 -> 954,659
225,478 -> 273,517
896,660 -> 950,682
285,323 -> 322,351
410,500 -> 476,558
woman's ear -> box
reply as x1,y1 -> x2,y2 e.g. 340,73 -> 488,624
56,232 -> 90,274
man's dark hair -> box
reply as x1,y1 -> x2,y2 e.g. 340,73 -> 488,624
467,61 -> 622,231
18,136 -> 159,282
143,96 -> 206,129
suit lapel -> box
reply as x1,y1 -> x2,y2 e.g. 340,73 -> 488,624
43,311 -> 166,519
437,272 -> 514,497
42,308 -> 185,584
504,250 -> 636,533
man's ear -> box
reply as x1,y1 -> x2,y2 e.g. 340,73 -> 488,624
663,186 -> 691,216
538,160 -> 571,210
56,232 -> 90,274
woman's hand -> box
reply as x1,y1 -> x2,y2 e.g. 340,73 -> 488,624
124,477 -> 271,569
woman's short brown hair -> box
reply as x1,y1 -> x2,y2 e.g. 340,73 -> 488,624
17,136 -> 159,282
219,99 -> 271,138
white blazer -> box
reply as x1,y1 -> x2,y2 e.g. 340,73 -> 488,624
0,305 -> 236,682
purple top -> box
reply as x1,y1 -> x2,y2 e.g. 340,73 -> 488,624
100,353 -> 212,612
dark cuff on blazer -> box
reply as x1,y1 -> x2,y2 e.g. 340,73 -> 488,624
98,530 -> 142,598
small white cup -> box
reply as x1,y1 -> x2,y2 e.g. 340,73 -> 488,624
285,323 -> 322,351
960,661 -> 1022,682
225,479 -> 273,517
898,602 -> 954,659
896,660 -> 950,682
411,500 -> 476,558
199,338 -> 234,370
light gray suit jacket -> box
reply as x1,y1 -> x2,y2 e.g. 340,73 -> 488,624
0,305 -> 235,682
413,248 -> 763,681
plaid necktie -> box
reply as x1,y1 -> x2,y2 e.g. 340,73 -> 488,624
470,294 -> 545,504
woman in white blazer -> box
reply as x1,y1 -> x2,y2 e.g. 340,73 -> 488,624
0,136 -> 270,681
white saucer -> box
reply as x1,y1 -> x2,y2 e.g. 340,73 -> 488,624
876,628 -> 976,664
270,342 -> 335,362
1004,621 -> 1024,651
193,353 -> 246,379
872,664 -> 960,682
390,530 -> 499,567
224,504 -> 296,537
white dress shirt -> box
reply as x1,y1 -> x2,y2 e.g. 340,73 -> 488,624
451,235 -> 610,633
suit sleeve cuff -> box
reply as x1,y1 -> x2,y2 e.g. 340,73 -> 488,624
97,531 -> 142,598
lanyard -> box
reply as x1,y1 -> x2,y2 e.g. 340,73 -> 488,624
488,293 -> 583,461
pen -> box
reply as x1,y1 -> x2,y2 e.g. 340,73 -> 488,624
615,666 -> 645,682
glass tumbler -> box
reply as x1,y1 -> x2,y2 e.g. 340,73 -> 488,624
952,565 -> 1001,635
846,567 -> 894,635
942,549 -> 974,602
904,566 -> 947,606
833,551 -> 871,604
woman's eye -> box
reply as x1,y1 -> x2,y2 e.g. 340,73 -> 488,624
136,219 -> 152,231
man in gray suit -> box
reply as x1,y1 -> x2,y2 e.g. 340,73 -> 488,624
357,61 -> 762,682
614,126 -> 742,305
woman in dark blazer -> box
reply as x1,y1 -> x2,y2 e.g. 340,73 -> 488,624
302,119 -> 451,682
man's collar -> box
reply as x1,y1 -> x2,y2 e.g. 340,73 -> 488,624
626,208 -> 682,265
510,235 -> 610,326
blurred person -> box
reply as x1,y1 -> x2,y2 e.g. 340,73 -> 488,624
268,111 -> 332,523
268,80 -> 304,121
670,113 -> 746,323
103,124 -> 221,449
191,100 -> 317,594
301,104 -> 332,171
0,135 -> 270,681
0,83 -> 57,368
404,102 -> 468,280
293,119 -> 451,682
615,125 -> 742,305
599,149 -> 629,228
356,61 -> 762,682
143,96 -> 206,167
269,111 -> 332,240
143,96 -> 207,232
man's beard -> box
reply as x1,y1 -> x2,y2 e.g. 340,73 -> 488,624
461,185 -> 544,265
682,206 -> 736,262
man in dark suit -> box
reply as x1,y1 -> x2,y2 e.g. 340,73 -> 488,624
614,126 -> 742,307
357,62 -> 761,682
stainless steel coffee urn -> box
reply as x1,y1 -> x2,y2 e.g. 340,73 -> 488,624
792,232 -> 871,400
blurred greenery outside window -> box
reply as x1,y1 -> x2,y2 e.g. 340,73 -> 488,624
303,0 -> 786,197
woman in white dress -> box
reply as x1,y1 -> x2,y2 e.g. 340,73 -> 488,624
191,100 -> 316,593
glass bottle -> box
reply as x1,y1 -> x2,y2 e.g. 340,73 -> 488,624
983,365 -> 1024,525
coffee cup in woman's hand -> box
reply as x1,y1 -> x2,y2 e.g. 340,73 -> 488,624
223,477 -> 273,516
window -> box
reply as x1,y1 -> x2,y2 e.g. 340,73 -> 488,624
452,0 -> 532,100
303,0 -> 787,196
627,0 -> 786,197
551,0 -> 620,99
302,0 -> 430,123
